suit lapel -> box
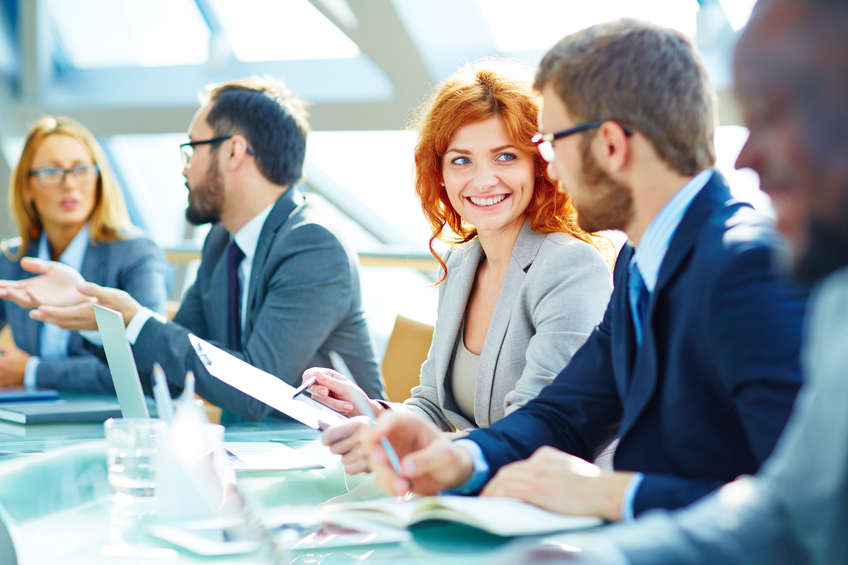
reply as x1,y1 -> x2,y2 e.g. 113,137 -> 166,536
244,188 -> 302,337
617,172 -> 730,438
437,242 -> 482,429
475,222 -> 544,427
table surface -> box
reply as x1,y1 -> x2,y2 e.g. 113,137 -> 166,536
0,396 -> 543,564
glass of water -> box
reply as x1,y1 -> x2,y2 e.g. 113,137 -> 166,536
104,418 -> 166,499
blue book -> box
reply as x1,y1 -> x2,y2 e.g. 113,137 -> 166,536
0,387 -> 59,403
0,399 -> 121,425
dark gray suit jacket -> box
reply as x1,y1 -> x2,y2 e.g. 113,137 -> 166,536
133,188 -> 384,421
0,234 -> 167,392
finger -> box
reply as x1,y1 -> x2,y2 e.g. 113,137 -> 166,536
328,432 -> 363,457
77,281 -> 107,299
309,391 -> 354,414
369,445 -> 410,496
321,420 -> 361,446
19,257 -> 52,275
343,457 -> 369,475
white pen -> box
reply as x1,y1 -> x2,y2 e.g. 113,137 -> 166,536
152,363 -> 174,423
328,351 -> 404,477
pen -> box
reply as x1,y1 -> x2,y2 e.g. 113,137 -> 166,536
291,376 -> 317,399
328,351 -> 404,477
152,363 -> 174,423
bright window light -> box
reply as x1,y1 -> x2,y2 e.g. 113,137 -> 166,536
477,0 -> 699,52
209,0 -> 360,61
305,131 -> 433,245
714,126 -> 772,217
718,0 -> 758,31
48,0 -> 210,68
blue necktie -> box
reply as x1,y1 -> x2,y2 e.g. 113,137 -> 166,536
227,241 -> 245,350
628,262 -> 650,347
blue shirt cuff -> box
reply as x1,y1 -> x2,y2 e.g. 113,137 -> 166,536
443,439 -> 489,495
620,472 -> 644,522
24,356 -> 40,388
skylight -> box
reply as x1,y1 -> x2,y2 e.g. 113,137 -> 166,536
208,0 -> 360,62
48,0 -> 210,68
718,0 -> 759,31
477,0 -> 699,53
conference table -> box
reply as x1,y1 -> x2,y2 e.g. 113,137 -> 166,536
0,398 -> 549,564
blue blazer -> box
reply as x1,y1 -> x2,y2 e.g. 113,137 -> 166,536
468,172 -> 807,516
0,234 -> 167,393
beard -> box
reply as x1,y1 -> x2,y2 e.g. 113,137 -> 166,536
790,215 -> 848,286
185,152 -> 225,226
569,141 -> 635,233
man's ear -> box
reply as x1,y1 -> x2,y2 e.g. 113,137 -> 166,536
594,121 -> 632,173
226,135 -> 252,171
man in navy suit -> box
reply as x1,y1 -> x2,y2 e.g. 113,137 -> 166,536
362,20 -> 806,521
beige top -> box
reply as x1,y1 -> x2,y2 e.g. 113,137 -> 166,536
450,320 -> 480,424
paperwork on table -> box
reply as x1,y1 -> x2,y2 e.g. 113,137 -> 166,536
188,335 -> 347,430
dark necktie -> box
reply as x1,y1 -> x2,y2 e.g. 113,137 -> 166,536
628,262 -> 650,347
227,241 -> 245,350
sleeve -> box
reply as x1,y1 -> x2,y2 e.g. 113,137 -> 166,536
633,245 -> 805,515
34,237 -> 168,393
503,240 -> 613,415
466,291 -> 623,482
605,269 -> 848,565
401,249 -> 456,431
135,223 -> 361,421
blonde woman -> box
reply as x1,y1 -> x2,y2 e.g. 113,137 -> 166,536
0,116 -> 166,392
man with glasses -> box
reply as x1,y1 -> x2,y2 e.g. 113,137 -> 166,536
361,19 -> 806,521
9,77 -> 385,421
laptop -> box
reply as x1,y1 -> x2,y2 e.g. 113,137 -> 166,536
93,304 -> 150,419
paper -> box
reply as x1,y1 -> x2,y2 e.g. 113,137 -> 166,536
222,442 -> 324,471
188,335 -> 347,430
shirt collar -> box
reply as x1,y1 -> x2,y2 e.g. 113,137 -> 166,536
232,203 -> 275,264
37,223 -> 90,271
632,168 -> 714,292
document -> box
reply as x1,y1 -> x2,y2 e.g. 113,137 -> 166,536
188,335 -> 347,430
321,496 -> 604,537
222,442 -> 324,472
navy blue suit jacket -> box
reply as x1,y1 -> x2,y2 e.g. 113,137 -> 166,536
467,172 -> 806,516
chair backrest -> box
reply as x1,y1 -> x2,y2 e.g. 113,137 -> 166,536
0,326 -> 13,348
381,315 -> 435,403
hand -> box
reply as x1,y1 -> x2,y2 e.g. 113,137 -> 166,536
0,343 -> 29,387
363,411 -> 474,496
321,416 -> 373,474
301,367 -> 385,417
480,446 -> 633,521
31,282 -> 142,331
0,258 -> 88,309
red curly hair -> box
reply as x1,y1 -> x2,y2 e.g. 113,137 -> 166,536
412,59 -> 605,282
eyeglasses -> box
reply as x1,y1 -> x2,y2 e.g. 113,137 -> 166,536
180,136 -> 255,167
531,121 -> 634,163
28,164 -> 100,188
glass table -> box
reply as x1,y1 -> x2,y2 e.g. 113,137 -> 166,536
0,409 -> 533,564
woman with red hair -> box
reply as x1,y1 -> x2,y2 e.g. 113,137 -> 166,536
305,60 -> 612,474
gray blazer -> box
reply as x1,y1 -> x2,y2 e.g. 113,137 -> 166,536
402,222 -> 612,431
591,266 -> 848,565
133,188 -> 384,421
0,234 -> 166,393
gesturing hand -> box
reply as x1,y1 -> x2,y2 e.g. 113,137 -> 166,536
0,258 -> 88,309
31,281 -> 142,331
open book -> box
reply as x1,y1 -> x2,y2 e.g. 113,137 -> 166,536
321,496 -> 603,537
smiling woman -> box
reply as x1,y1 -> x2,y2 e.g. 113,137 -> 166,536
303,59 -> 615,476
0,116 -> 166,393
